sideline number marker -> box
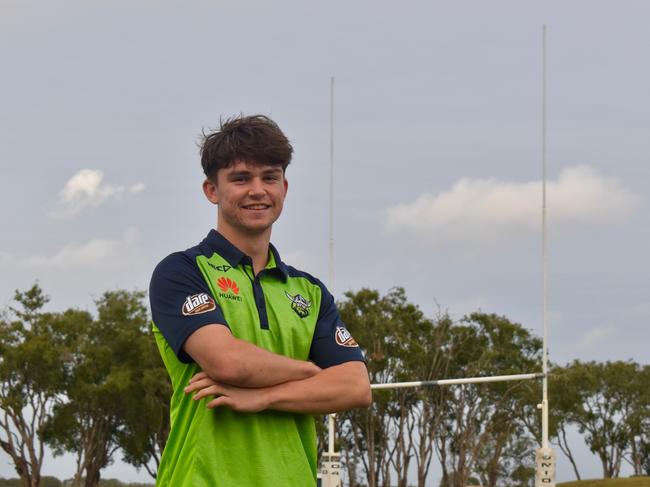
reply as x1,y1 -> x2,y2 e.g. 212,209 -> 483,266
535,447 -> 556,487
318,453 -> 341,487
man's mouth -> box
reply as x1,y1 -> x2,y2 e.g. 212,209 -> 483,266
242,204 -> 271,210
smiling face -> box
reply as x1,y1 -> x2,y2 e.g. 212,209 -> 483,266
203,160 -> 288,243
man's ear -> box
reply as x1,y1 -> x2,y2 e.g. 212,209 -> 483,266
203,179 -> 219,205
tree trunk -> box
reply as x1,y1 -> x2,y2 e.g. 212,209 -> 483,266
84,464 -> 101,487
556,424 -> 581,480
600,451 -> 613,478
630,437 -> 643,475
486,436 -> 504,487
366,411 -> 376,487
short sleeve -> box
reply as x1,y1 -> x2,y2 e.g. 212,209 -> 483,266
149,252 -> 229,363
308,281 -> 365,368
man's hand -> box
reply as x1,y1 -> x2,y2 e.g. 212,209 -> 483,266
184,371 -> 270,413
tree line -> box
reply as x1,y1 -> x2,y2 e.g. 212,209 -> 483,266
0,285 -> 167,487
0,284 -> 648,487
335,288 -> 650,486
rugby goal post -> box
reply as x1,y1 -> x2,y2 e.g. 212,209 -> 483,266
319,372 -> 556,487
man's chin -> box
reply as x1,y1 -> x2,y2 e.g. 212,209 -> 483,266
220,215 -> 277,238
240,222 -> 274,236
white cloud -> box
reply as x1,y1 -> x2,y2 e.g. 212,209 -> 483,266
49,169 -> 145,218
16,227 -> 140,270
129,182 -> 146,194
384,166 -> 641,251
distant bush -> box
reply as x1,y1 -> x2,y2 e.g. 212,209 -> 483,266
0,479 -> 153,487
0,478 -> 63,487
97,481 -> 153,487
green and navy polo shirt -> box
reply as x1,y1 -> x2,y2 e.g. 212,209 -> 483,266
149,230 -> 364,487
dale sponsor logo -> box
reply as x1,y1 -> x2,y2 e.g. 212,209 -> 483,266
182,293 -> 216,316
217,277 -> 242,302
285,292 -> 311,318
335,326 -> 359,347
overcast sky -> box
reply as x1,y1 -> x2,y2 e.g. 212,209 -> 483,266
1,0 -> 648,483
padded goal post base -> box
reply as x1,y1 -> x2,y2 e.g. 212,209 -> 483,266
535,447 -> 556,487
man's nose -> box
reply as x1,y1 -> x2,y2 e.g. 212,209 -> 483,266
248,177 -> 265,196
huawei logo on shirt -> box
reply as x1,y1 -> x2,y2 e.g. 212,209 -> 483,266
217,277 -> 240,295
216,277 -> 242,302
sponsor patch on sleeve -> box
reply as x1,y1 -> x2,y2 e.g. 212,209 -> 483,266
182,293 -> 216,316
335,326 -> 359,347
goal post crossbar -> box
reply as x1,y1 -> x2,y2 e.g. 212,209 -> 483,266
371,372 -> 544,390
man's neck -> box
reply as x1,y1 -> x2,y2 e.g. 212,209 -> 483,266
217,226 -> 271,275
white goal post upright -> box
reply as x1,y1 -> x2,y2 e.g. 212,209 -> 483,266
320,27 -> 555,486
535,24 -> 556,487
320,76 -> 342,487
328,76 -> 336,458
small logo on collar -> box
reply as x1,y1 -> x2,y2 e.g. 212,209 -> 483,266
285,292 -> 311,318
208,262 -> 232,273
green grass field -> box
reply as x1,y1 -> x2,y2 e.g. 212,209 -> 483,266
558,478 -> 650,487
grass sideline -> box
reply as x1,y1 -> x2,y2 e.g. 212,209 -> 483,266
558,478 -> 650,487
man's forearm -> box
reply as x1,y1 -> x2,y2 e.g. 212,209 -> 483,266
263,361 -> 372,414
184,324 -> 320,388
215,335 -> 321,387
186,361 -> 372,414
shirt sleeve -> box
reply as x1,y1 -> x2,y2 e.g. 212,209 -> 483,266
149,252 -> 229,363
308,280 -> 365,368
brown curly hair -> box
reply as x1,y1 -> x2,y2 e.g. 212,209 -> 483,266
200,115 -> 293,180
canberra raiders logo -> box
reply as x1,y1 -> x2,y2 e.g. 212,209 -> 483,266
285,292 -> 311,318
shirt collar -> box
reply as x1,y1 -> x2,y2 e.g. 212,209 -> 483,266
203,229 -> 289,281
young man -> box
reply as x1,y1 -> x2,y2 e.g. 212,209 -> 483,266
149,115 -> 372,486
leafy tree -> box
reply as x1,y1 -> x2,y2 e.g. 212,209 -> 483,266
44,290 -> 152,487
335,291 -> 545,487
622,364 -> 650,475
337,288 -> 401,487
434,313 -> 541,487
641,443 -> 650,475
336,287 -> 443,487
556,360 -> 644,478
0,285 -> 75,487
541,362 -> 583,481
336,288 -> 469,487
117,329 -> 170,479
393,309 -> 452,487
470,313 -> 541,487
